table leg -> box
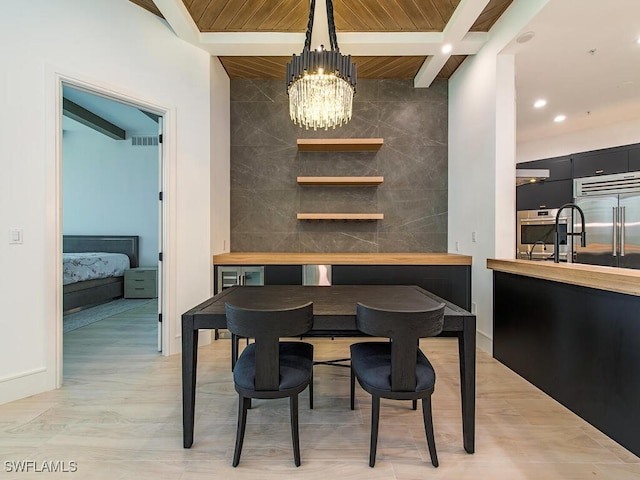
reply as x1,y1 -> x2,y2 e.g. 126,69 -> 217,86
182,317 -> 199,448
458,316 -> 476,453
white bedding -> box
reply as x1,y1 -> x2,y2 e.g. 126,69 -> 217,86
63,252 -> 131,286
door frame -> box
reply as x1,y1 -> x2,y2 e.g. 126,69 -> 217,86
48,69 -> 177,387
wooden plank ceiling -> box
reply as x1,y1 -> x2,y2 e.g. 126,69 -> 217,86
129,0 -> 513,80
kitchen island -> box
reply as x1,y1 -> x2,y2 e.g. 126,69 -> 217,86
487,259 -> 640,457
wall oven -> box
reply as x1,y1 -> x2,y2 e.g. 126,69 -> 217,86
517,208 -> 571,261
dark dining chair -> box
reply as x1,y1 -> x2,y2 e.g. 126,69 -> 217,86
350,302 -> 445,467
225,301 -> 314,467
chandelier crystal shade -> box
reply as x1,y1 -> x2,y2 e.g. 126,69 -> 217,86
286,0 -> 356,130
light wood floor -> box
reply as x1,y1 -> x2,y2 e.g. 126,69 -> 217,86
1,302 -> 638,479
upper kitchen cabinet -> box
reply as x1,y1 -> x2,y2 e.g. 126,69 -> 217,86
516,155 -> 572,210
518,155 -> 572,181
629,146 -> 640,172
572,148 -> 629,178
516,179 -> 573,210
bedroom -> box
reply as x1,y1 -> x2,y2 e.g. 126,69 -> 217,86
61,85 -> 161,346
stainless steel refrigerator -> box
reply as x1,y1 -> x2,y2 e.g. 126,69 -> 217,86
574,172 -> 640,269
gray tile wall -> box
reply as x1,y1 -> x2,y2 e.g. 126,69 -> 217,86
230,79 -> 448,252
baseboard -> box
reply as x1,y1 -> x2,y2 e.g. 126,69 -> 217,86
170,330 -> 211,356
476,329 -> 493,354
0,367 -> 55,406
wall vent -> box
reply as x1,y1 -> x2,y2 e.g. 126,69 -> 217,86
131,135 -> 159,146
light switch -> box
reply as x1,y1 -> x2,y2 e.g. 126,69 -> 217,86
9,228 -> 23,244
471,231 -> 477,243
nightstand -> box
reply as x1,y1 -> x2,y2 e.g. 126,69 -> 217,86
124,267 -> 157,298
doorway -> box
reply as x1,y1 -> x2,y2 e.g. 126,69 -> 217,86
59,81 -> 166,367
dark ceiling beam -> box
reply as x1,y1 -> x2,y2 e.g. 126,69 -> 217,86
63,98 -> 126,140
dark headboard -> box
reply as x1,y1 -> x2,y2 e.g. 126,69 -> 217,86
63,235 -> 139,268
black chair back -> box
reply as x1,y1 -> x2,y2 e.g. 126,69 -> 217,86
225,302 -> 313,391
356,302 -> 445,392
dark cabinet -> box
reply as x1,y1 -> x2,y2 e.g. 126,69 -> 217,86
629,147 -> 640,172
516,179 -> 573,210
493,272 -> 640,458
264,265 -> 302,285
516,156 -> 572,210
518,155 -> 572,181
332,264 -> 471,311
572,149 -> 628,178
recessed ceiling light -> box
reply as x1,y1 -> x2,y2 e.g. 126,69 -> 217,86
442,44 -> 452,54
534,99 -> 547,108
637,35 -> 640,45
554,115 -> 566,123
516,31 -> 535,44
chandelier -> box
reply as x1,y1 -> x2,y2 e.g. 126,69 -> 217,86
286,0 -> 357,130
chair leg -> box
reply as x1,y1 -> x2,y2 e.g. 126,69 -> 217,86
369,395 -> 380,467
350,367 -> 355,410
309,371 -> 314,410
421,395 -> 439,468
412,400 -> 417,410
232,395 -> 250,467
290,394 -> 301,467
231,334 -> 238,372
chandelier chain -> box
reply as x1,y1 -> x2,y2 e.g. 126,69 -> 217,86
303,0 -> 316,51
326,0 -> 339,51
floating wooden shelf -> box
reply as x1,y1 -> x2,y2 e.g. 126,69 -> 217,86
297,138 -> 384,152
296,139 -> 384,220
297,176 -> 384,186
297,213 -> 384,221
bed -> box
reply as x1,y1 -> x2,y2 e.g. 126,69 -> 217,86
63,235 -> 139,313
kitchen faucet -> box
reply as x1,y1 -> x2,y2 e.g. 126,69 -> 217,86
528,240 -> 547,260
554,203 -> 586,263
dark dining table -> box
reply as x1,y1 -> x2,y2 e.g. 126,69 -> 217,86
181,284 -> 476,453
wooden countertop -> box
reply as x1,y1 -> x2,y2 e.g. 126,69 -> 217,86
213,252 -> 472,266
487,258 -> 640,297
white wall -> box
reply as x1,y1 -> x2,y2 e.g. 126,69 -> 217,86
63,130 -> 159,267
210,57 -> 231,257
517,118 -> 640,163
448,0 -> 549,352
0,0 -> 214,404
